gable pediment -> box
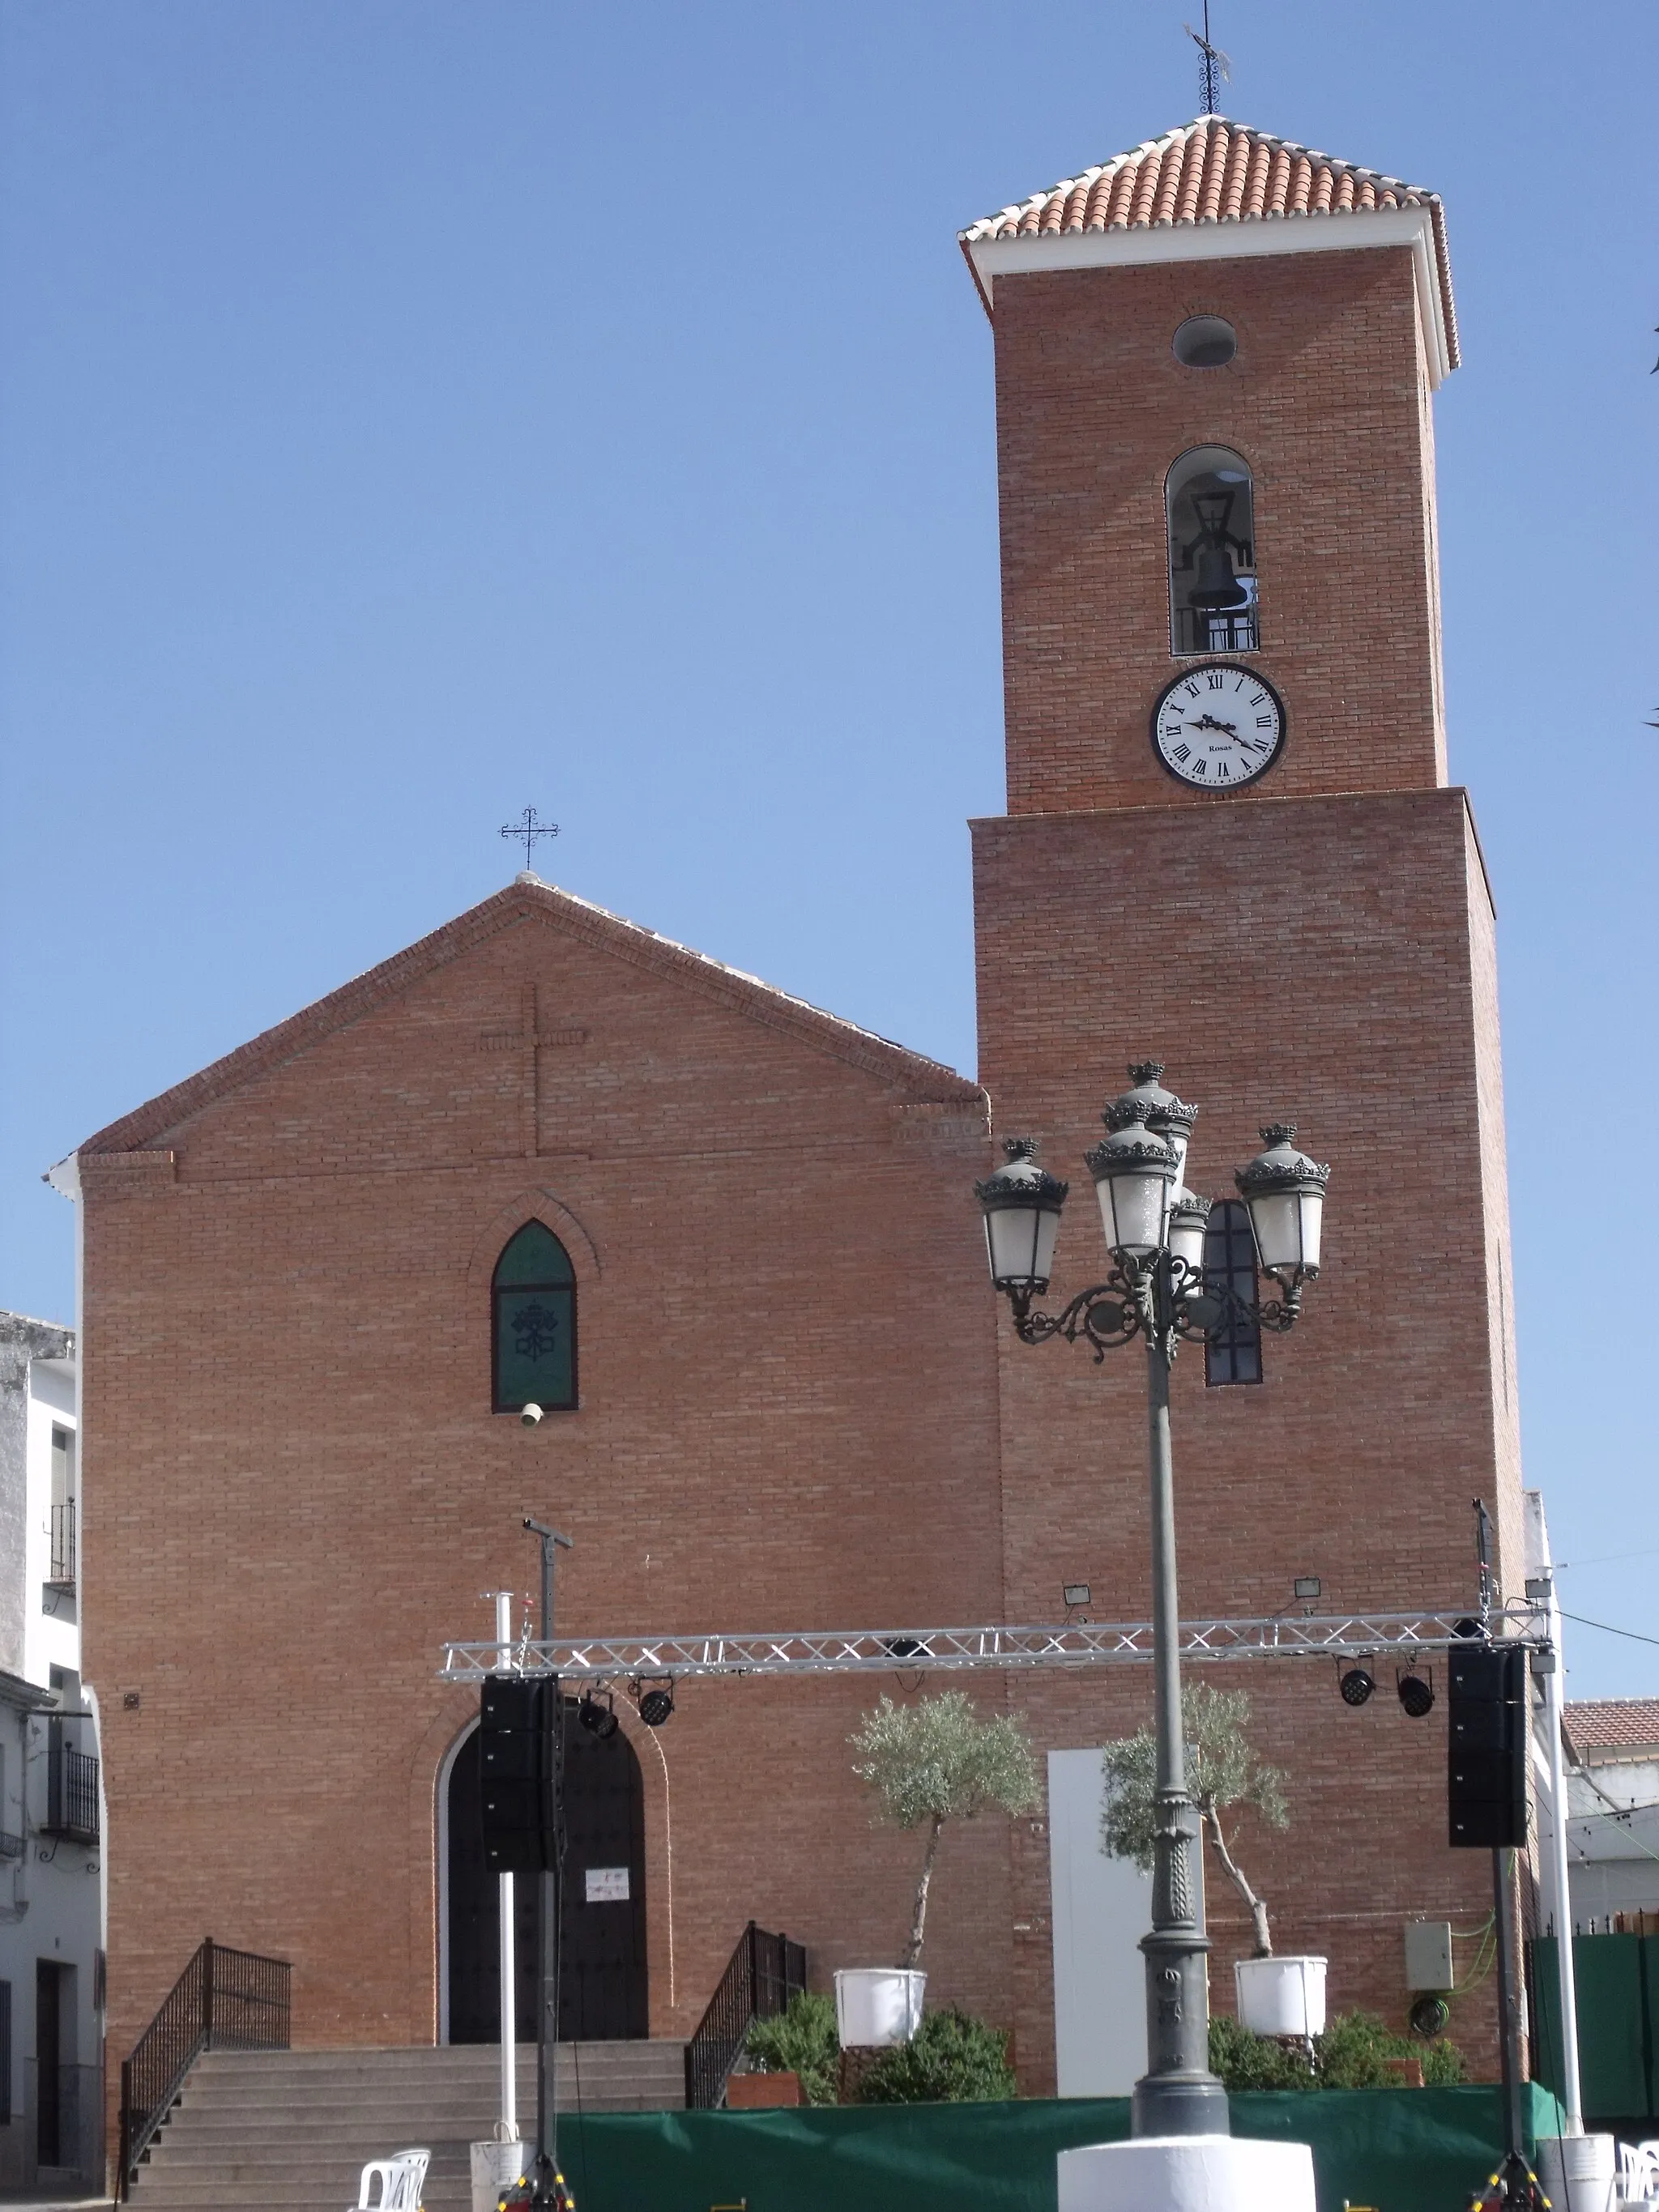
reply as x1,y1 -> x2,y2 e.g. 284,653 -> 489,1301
77,879 -> 979,1170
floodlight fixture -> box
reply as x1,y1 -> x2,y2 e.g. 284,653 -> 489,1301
1063,1584 -> 1092,1609
638,1680 -> 676,1728
1293,1576 -> 1322,1600
1397,1669 -> 1435,1720
1339,1663 -> 1375,1707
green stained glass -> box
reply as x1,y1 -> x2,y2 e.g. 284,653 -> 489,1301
494,1221 -> 574,1288
493,1225 -> 577,1412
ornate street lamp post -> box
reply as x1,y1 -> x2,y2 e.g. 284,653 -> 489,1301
975,1063 -> 1329,2139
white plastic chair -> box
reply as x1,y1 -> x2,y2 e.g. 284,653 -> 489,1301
354,2147 -> 431,2211
1616,2142 -> 1659,2209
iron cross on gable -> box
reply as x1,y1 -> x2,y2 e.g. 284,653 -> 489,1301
501,806 -> 560,869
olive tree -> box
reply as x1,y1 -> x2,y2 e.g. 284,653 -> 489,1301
851,1691 -> 1040,1968
1100,1682 -> 1289,1958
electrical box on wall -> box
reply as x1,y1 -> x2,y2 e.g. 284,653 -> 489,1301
1405,1920 -> 1455,1990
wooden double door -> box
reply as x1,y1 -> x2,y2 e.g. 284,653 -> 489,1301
447,1699 -> 648,2044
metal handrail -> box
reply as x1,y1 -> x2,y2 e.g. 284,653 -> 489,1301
118,1937 -> 291,2195
684,1921 -> 808,2109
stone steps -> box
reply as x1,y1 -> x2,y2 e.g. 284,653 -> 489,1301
126,2044 -> 686,2212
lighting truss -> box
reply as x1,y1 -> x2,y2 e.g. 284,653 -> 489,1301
438,1605 -> 1545,1685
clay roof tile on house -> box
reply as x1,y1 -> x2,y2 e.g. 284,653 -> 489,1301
1563,1698 -> 1659,1762
960,117 -> 1458,381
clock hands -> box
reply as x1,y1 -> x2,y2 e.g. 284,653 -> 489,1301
1188,712 -> 1241,737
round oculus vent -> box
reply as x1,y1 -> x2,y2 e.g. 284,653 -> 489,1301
1173,315 -> 1238,369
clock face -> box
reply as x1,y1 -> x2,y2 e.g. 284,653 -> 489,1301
1151,663 -> 1286,790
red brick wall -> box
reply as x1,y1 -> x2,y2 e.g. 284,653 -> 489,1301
79,895 -> 1015,2083
972,788 -> 1522,2081
992,247 -> 1448,815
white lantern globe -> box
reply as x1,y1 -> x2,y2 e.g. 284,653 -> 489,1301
1235,1123 -> 1329,1280
1167,1189 -> 1213,1283
1085,1104 -> 1178,1261
974,1137 -> 1069,1294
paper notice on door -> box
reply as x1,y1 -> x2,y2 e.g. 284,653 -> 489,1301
585,1866 -> 629,1903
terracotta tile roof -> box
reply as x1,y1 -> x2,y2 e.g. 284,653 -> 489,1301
1563,1698 -> 1659,1761
961,117 -> 1457,371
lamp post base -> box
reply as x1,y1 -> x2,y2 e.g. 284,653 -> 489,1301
1058,2136 -> 1316,2212
1129,2073 -> 1230,2140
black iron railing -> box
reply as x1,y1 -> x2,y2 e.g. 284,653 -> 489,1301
43,1733 -> 99,1844
1174,603 -> 1259,654
684,1921 -> 808,2110
118,1938 -> 291,2196
49,1498 -> 76,1585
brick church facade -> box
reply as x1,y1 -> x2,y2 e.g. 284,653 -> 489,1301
66,118 -> 1524,2096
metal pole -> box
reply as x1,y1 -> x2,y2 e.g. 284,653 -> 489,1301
1132,1254 -> 1228,2138
524,1521 -> 571,2209
1541,1574 -> 1583,2131
1492,1846 -> 1528,2193
493,1592 -> 518,2147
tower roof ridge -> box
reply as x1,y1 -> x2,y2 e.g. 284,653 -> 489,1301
961,117 -> 1444,245
959,116 -> 1457,377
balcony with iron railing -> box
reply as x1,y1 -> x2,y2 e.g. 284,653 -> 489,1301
49,1498 -> 77,1588
44,1732 -> 100,1845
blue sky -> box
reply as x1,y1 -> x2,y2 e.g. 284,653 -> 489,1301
2,2 -> 1654,1695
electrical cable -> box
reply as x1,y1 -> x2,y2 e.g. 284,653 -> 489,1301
1558,1608 -> 1659,1651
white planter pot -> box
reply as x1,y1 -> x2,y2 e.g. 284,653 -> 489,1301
834,1967 -> 926,2047
1234,1954 -> 1327,2039
1535,2133 -> 1616,2212
470,2137 -> 530,2212
1058,2135 -> 1316,2212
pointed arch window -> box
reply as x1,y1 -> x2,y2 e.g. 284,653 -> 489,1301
493,1222 -> 577,1413
1167,446 -> 1258,656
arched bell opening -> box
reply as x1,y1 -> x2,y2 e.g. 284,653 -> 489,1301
1166,445 -> 1258,656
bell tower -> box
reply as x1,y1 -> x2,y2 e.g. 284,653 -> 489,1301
966,121 -> 1523,2081
962,117 -> 1456,814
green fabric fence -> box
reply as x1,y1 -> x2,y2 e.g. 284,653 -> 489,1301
547,2084 -> 1566,2212
1530,1933 -> 1659,2123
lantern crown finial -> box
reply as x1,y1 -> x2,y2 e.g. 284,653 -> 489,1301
1110,1060 -> 1199,1140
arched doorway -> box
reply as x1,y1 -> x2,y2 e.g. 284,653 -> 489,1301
446,1700 -> 649,2042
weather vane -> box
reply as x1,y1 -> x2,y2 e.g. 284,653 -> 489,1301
1184,2 -> 1231,115
501,806 -> 560,869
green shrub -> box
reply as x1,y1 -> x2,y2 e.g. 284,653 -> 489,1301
744,1990 -> 841,2106
1316,2008 -> 1466,2087
1209,2007 -> 1466,2091
856,2006 -> 1017,2104
1209,2013 -> 1316,2091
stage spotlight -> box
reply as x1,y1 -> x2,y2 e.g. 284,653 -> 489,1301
638,1683 -> 675,1728
578,1693 -> 619,1741
1410,1994 -> 1450,2039
1397,1669 -> 1435,1719
1339,1664 -> 1375,1707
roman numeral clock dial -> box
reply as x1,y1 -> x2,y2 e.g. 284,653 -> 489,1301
1151,663 -> 1286,790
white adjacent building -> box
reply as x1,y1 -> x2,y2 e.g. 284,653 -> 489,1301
1559,1700 -> 1659,1928
0,1312 -> 104,2191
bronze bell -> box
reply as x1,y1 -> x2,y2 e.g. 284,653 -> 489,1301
1189,544 -> 1247,610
